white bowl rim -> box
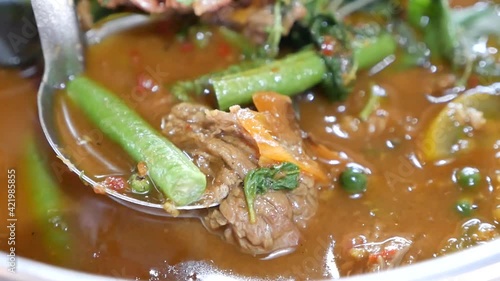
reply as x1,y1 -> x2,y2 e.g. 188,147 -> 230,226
1,237 -> 499,281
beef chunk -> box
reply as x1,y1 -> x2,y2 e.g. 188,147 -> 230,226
162,102 -> 320,255
162,103 -> 258,205
205,174 -> 317,255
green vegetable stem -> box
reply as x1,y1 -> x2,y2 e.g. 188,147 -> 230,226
213,31 -> 396,110
25,137 -> 72,263
170,59 -> 265,102
407,0 -> 500,81
213,49 -> 326,110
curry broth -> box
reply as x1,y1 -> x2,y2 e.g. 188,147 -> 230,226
1,7 -> 499,280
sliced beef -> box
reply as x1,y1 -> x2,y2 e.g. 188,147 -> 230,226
205,174 -> 317,255
162,103 -> 258,205
286,174 -> 317,229
162,101 -> 320,255
207,186 -> 298,255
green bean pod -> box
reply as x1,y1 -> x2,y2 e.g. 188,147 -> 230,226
67,76 -> 206,206
25,137 -> 71,263
213,49 -> 327,110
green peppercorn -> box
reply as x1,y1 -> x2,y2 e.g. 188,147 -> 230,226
456,167 -> 481,189
340,167 -> 367,194
455,198 -> 476,217
128,174 -> 152,194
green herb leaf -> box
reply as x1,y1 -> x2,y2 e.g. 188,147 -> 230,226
309,15 -> 356,101
452,4 -> 500,79
407,0 -> 457,61
289,12 -> 395,101
244,162 -> 300,223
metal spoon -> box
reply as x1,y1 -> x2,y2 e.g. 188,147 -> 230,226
32,0 -> 214,217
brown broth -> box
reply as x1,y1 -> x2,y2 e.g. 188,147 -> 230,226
1,7 -> 499,280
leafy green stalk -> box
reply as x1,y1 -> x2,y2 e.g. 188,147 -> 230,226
263,0 -> 284,58
218,26 -> 258,58
318,23 -> 396,100
407,0 -> 500,80
391,21 -> 430,69
170,59 -> 266,101
221,0 -> 286,58
407,0 -> 457,61
354,32 -> 396,70
244,162 -> 300,223
212,29 -> 395,109
453,4 -> 500,80
290,14 -> 396,101
213,49 -> 326,110
173,4 -> 397,107
309,15 -> 357,101
359,83 -> 386,121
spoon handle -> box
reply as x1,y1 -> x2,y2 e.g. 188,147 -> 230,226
32,0 -> 84,88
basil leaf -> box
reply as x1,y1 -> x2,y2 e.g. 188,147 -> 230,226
244,162 -> 300,223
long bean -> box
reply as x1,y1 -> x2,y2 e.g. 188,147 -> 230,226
213,33 -> 396,110
213,49 -> 327,110
25,137 -> 71,263
170,59 -> 265,102
67,76 -> 206,206
354,32 -> 397,70
218,26 -> 257,58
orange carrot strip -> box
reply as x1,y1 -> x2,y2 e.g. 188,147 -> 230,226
236,92 -> 328,181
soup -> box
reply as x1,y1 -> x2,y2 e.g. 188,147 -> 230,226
1,0 -> 499,280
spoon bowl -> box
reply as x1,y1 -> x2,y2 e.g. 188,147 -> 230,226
32,0 -> 216,217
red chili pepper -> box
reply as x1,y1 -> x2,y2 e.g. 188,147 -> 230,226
180,42 -> 194,53
104,176 -> 126,191
320,36 -> 336,57
467,75 -> 480,88
217,42 -> 232,58
367,248 -> 398,264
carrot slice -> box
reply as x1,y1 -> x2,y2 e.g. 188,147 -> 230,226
235,92 -> 328,181
253,91 -> 292,114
